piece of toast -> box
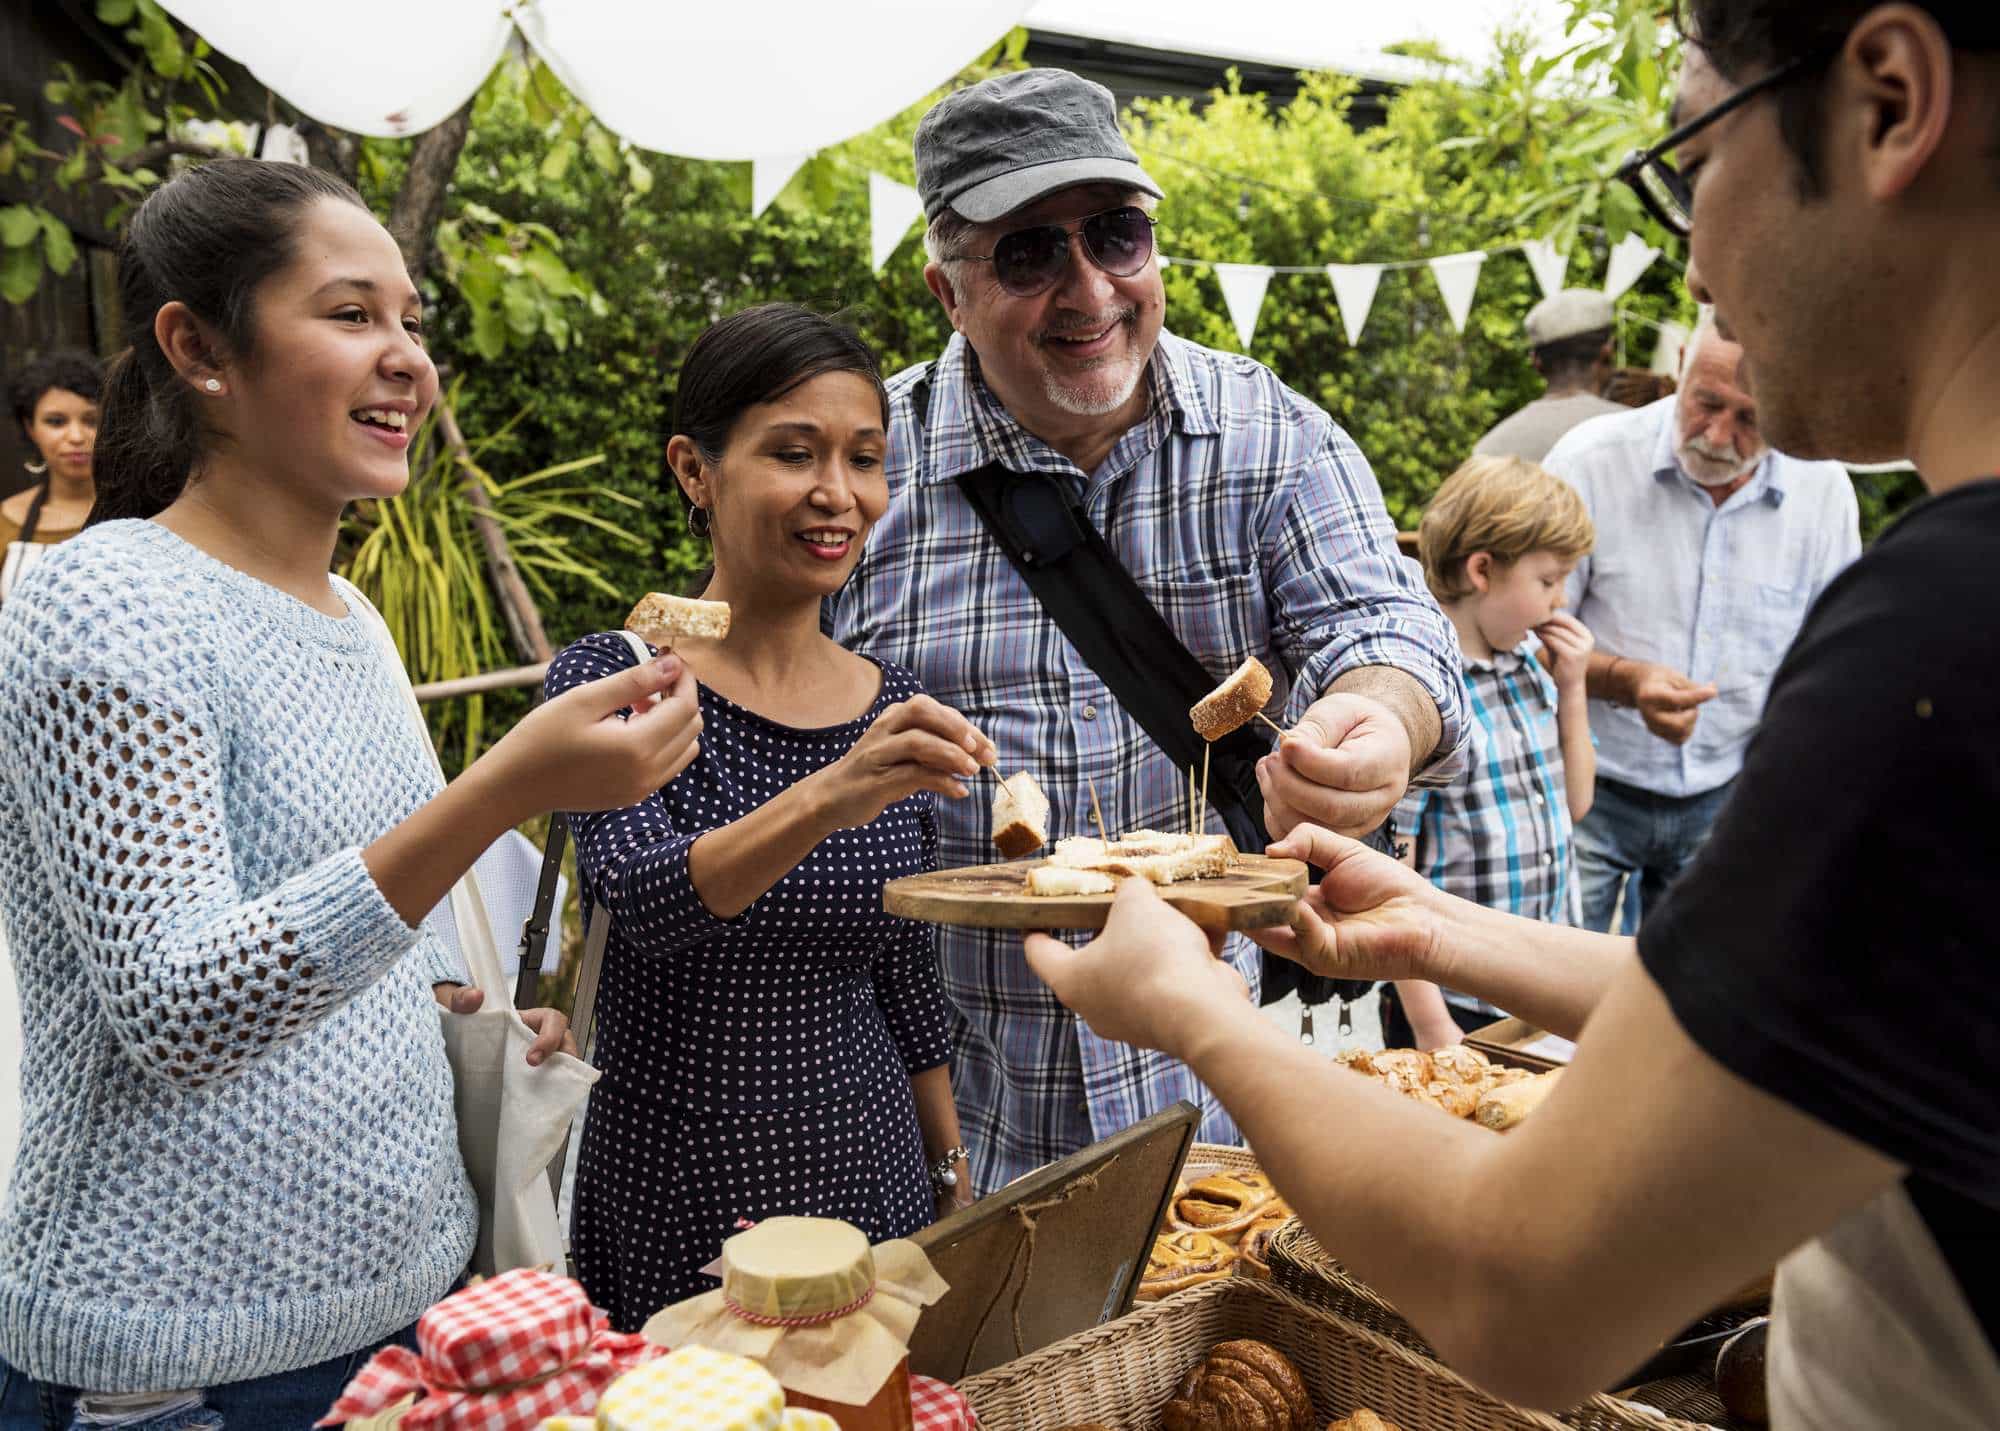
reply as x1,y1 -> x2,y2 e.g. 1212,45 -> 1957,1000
625,592 -> 731,647
991,772 -> 1050,857
1190,657 -> 1275,740
1025,865 -> 1117,897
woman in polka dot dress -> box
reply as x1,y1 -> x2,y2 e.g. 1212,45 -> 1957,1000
546,305 -> 993,1329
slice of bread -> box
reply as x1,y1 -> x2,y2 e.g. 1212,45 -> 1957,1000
1048,832 -> 1232,886
1190,656 -> 1275,740
625,592 -> 732,647
1026,866 -> 1117,897
991,772 -> 1050,858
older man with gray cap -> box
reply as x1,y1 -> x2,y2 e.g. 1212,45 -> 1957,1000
826,68 -> 1469,1192
1472,289 -> 1625,462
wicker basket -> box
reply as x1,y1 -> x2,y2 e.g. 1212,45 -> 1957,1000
958,1277 -> 1714,1431
1182,1141 -> 1261,1178
1267,1220 -> 1433,1354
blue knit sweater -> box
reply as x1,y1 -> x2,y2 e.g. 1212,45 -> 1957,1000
0,520 -> 475,1391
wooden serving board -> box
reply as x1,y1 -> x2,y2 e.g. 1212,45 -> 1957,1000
884,855 -> 1308,934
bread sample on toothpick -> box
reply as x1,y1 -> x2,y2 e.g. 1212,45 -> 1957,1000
991,772 -> 1050,857
625,591 -> 732,647
1190,657 -> 1275,740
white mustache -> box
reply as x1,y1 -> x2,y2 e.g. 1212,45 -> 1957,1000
1039,309 -> 1136,342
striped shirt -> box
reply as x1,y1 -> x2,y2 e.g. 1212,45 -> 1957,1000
1392,643 -> 1572,1012
828,330 -> 1468,1192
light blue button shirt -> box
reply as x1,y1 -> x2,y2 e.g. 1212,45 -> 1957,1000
1545,397 -> 1860,797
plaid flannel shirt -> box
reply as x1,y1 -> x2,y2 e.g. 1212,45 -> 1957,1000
827,331 -> 1467,1192
1391,643 -> 1574,1013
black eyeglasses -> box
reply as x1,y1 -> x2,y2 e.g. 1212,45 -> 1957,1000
960,206 -> 1157,297
1615,53 -> 1821,237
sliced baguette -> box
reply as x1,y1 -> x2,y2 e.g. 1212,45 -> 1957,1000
625,592 -> 732,647
991,772 -> 1051,858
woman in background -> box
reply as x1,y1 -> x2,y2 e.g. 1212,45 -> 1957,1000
4,350 -> 102,599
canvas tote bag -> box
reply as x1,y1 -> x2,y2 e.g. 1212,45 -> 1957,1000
334,575 -> 599,1276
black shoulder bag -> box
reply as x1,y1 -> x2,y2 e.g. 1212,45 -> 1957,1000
911,369 -> 1381,1032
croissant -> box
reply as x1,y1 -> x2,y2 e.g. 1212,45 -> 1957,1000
1137,1230 -> 1238,1301
1170,1170 -> 1279,1240
1366,1048 -> 1433,1084
1327,1411 -> 1406,1431
1426,1045 -> 1492,1085
1161,1339 -> 1314,1431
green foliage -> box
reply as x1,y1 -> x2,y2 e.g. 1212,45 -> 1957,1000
338,381 -> 646,761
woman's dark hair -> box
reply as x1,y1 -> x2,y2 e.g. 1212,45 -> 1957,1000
10,349 -> 104,431
89,158 -> 371,525
672,303 -> 890,467
1681,2 -> 2000,194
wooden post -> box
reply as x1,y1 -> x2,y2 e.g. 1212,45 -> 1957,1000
433,395 -> 553,664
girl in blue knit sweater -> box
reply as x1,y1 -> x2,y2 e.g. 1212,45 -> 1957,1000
0,161 -> 703,1429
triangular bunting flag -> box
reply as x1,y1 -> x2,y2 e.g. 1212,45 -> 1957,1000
869,173 -> 925,274
1212,263 -> 1274,350
1603,232 -> 1661,301
1429,251 -> 1487,334
1326,264 -> 1384,347
751,153 -> 811,217
1521,238 -> 1570,299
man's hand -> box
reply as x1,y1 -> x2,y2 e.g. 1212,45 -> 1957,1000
433,983 -> 579,1066
1249,824 -> 1450,988
1257,694 -> 1412,840
1025,879 -> 1255,1060
1630,663 -> 1718,745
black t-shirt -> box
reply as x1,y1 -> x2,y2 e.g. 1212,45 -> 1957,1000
1638,478 -> 2000,1346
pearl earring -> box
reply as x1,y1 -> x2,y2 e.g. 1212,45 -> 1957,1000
203,378 -> 221,393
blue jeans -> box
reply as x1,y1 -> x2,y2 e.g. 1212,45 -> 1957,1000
1573,775 -> 1736,934
0,1318 -> 421,1431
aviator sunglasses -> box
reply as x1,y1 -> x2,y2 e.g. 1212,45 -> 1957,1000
960,205 -> 1157,297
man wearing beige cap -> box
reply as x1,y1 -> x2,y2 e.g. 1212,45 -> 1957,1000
827,67 -> 1468,1193
1472,289 -> 1625,463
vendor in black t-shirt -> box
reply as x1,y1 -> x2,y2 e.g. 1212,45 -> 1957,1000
1018,6 -> 2000,1427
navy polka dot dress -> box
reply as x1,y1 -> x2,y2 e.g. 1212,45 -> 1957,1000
545,633 -> 951,1331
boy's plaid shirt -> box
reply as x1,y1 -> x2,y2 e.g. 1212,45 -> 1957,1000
829,330 -> 1467,1192
1393,643 -> 1576,932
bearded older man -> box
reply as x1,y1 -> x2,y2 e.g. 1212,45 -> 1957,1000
826,67 -> 1467,1192
1542,319 -> 1859,933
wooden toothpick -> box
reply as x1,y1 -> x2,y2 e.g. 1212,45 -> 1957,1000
1255,711 -> 1288,737
1187,764 -> 1197,837
1199,742 -> 1211,834
1086,777 -> 1106,839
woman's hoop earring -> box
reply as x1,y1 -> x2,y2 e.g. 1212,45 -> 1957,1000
203,378 -> 222,393
23,459 -> 46,476
688,505 -> 711,539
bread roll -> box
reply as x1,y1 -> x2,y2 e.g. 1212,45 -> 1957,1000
1190,657 -> 1275,740
1475,1069 -> 1561,1131
1328,1411 -> 1406,1431
624,591 -> 731,646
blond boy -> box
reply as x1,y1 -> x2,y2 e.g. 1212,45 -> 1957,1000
1384,457 -> 1597,1049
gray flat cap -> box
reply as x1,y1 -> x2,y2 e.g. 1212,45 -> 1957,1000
914,68 -> 1163,223
1525,289 -> 1616,346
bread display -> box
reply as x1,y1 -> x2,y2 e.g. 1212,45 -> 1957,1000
1190,657 -> 1276,741
1137,1230 -> 1239,1301
1327,1412 -> 1406,1431
1475,1067 -> 1562,1131
1024,865 -> 1117,897
1161,1338 -> 1314,1431
992,772 -> 1051,857
1336,1045 -> 1558,1131
624,591 -> 731,646
1169,1170 -> 1279,1240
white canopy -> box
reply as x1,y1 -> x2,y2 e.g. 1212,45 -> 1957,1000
160,0 -> 1033,156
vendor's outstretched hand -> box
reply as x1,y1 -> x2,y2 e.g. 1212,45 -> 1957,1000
1250,823 -> 1447,987
1025,879 -> 1252,1060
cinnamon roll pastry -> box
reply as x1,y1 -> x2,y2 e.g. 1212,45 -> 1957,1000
1137,1229 -> 1238,1301
1169,1169 -> 1279,1240
1238,1205 -> 1292,1279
